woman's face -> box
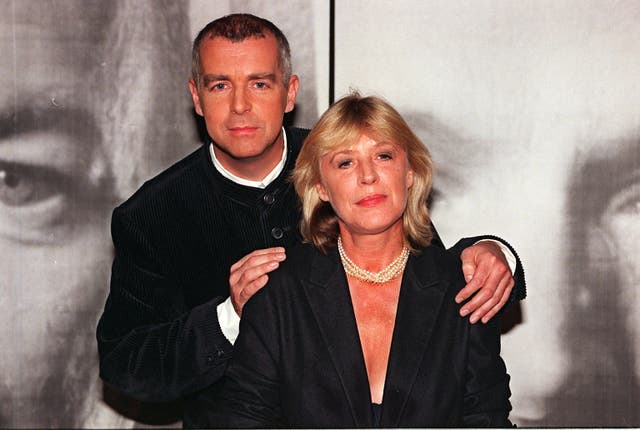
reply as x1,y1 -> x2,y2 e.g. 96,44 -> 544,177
316,133 -> 414,238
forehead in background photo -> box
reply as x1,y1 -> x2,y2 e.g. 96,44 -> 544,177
334,0 -> 640,426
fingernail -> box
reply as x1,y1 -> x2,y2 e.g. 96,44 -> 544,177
470,315 -> 479,324
460,308 -> 469,316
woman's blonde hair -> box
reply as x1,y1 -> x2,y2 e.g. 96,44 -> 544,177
292,93 -> 433,253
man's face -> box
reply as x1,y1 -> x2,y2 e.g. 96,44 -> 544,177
0,1 -> 115,426
189,35 -> 299,180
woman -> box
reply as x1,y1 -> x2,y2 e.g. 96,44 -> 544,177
206,93 -> 512,428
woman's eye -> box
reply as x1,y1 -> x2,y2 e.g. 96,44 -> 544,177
337,159 -> 352,168
378,152 -> 393,160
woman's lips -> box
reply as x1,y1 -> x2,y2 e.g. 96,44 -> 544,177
356,194 -> 386,207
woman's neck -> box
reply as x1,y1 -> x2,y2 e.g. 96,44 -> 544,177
338,224 -> 406,273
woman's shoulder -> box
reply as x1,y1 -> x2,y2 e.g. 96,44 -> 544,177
251,242 -> 320,300
414,244 -> 466,280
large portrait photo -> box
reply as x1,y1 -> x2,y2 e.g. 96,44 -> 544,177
1,0 -> 638,427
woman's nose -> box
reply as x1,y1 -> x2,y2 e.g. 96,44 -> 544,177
359,160 -> 379,184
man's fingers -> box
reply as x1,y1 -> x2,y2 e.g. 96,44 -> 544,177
236,260 -> 282,286
241,274 -> 270,300
458,261 -> 501,318
480,278 -> 514,323
234,274 -> 270,316
456,274 -> 483,304
455,260 -> 490,303
229,248 -> 286,316
230,247 -> 286,272
230,250 -> 286,282
459,285 -> 493,319
468,272 -> 513,323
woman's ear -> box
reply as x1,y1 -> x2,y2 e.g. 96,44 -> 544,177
316,182 -> 329,202
406,169 -> 414,188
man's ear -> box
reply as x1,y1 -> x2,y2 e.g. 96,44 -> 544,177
315,182 -> 329,202
188,78 -> 204,117
284,75 -> 300,113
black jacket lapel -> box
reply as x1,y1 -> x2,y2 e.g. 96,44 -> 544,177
303,248 -> 373,428
381,248 -> 447,427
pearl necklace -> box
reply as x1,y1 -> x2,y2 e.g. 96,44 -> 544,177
337,236 -> 410,284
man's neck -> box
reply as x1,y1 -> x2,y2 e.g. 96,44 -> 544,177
210,128 -> 288,187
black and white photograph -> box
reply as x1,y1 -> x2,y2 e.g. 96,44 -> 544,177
1,0 -> 638,427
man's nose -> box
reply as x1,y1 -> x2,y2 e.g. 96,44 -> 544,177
231,87 -> 250,114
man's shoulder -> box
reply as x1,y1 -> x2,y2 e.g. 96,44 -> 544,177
115,144 -> 209,214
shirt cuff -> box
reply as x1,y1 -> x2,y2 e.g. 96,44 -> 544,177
216,296 -> 241,345
475,239 -> 516,275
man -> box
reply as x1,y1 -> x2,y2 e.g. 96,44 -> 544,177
96,13 -> 524,425
330,1 -> 640,425
0,0 -> 194,427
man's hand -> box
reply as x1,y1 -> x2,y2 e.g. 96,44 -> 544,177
229,247 -> 286,317
455,240 -> 514,324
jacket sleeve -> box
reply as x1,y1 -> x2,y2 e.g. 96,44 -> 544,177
447,235 -> 527,306
96,207 -> 234,402
461,316 -> 513,427
188,289 -> 283,429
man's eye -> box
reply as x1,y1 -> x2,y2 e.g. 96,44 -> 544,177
0,163 -> 65,207
208,82 -> 227,91
254,81 -> 268,89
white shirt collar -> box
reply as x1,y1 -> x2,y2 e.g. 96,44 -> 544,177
209,127 -> 288,189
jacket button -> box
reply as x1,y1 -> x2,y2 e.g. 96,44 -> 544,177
271,227 -> 283,239
263,193 -> 275,204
